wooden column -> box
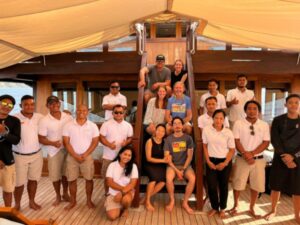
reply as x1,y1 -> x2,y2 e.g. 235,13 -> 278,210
291,74 -> 300,93
254,79 -> 262,103
76,80 -> 84,106
36,80 -> 51,115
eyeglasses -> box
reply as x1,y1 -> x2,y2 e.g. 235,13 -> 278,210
250,125 -> 255,136
0,101 -> 13,109
113,111 -> 124,115
110,86 -> 119,89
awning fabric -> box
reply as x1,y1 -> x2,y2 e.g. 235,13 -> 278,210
0,0 -> 300,69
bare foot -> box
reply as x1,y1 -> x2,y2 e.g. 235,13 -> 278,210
62,193 -> 70,202
208,209 -> 218,217
166,200 -> 175,212
29,201 -> 41,210
52,196 -> 61,206
182,202 -> 194,215
227,207 -> 238,216
145,202 -> 155,211
248,209 -> 261,219
113,192 -> 122,203
121,209 -> 129,218
219,210 -> 226,219
64,201 -> 76,211
13,204 -> 21,211
264,210 -> 276,221
87,201 -> 95,209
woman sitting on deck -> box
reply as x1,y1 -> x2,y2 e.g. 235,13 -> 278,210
143,124 -> 170,211
143,86 -> 168,135
105,146 -> 138,220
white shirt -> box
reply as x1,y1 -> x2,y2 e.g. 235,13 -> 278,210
233,118 -> 270,156
100,119 -> 133,160
39,112 -> 73,157
143,97 -> 166,125
199,91 -> 226,113
102,93 -> 127,120
202,125 -> 235,158
226,88 -> 254,122
106,161 -> 138,196
198,113 -> 229,129
13,112 -> 43,154
63,119 -> 99,155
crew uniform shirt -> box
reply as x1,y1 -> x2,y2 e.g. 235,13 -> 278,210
100,119 -> 133,160
164,133 -> 194,166
63,119 -> 99,155
226,88 -> 254,122
233,118 -> 270,156
167,95 -> 191,120
198,113 -> 230,129
202,125 -> 235,158
0,116 -> 21,165
38,112 -> 72,157
102,93 -> 127,121
106,161 -> 138,196
13,112 -> 43,154
199,92 -> 227,113
147,65 -> 171,91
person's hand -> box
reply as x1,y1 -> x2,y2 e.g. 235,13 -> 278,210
110,141 -> 116,150
164,155 -> 172,164
231,98 -> 239,105
207,161 -> 217,170
242,152 -> 253,161
216,162 -> 227,171
74,154 -> 84,163
0,160 -> 5,169
286,161 -> 297,169
0,121 -> 6,133
281,154 -> 294,164
121,139 -> 127,147
246,157 -> 255,165
138,80 -> 146,88
53,140 -> 62,148
176,170 -> 184,180
151,83 -> 159,91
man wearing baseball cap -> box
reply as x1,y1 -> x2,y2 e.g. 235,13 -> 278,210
38,95 -> 73,206
138,54 -> 172,103
0,94 -> 21,207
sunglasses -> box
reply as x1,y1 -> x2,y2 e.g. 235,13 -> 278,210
113,111 -> 124,115
249,125 -> 255,136
110,86 -> 119,89
0,101 -> 14,109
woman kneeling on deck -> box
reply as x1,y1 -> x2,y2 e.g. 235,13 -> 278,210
105,146 -> 138,220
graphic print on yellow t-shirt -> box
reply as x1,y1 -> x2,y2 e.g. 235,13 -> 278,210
172,141 -> 187,153
172,104 -> 186,113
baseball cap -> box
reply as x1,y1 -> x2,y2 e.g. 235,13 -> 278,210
156,54 -> 165,61
46,95 -> 60,105
0,94 -> 16,105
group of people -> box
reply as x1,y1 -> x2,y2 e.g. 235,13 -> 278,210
0,54 -> 300,223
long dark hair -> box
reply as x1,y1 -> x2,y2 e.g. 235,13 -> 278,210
113,145 -> 136,177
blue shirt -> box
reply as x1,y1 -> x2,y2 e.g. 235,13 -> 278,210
167,95 -> 191,119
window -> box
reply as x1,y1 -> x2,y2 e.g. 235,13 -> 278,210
197,36 -> 226,50
156,23 -> 176,38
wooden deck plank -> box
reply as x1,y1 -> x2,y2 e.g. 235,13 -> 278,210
0,177 -> 299,225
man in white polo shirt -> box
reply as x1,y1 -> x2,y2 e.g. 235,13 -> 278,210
38,96 -> 72,206
198,96 -> 229,132
63,104 -> 99,210
100,104 -> 133,193
102,81 -> 127,121
226,74 -> 254,128
228,100 -> 270,218
13,95 -> 43,211
199,79 -> 226,115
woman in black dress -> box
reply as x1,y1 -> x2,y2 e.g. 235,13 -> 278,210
144,124 -> 169,211
171,59 -> 187,89
265,94 -> 300,223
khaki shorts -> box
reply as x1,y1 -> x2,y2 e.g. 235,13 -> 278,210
232,156 -> 266,193
101,158 -> 113,178
166,165 -> 195,179
66,154 -> 94,181
0,164 -> 16,192
105,195 -> 122,211
48,150 -> 67,182
14,151 -> 43,186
